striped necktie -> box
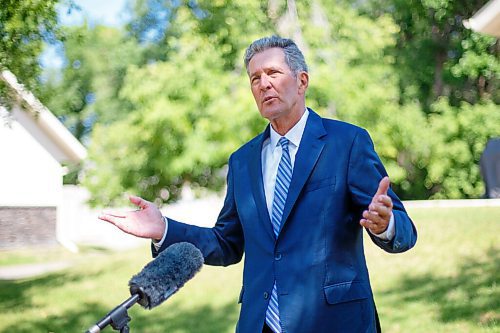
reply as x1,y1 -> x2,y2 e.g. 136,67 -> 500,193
265,137 -> 292,333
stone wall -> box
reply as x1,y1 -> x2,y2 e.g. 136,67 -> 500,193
0,206 -> 57,249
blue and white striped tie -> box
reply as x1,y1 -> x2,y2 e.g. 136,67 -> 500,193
265,137 -> 292,333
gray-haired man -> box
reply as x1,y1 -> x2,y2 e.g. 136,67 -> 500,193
100,36 -> 417,332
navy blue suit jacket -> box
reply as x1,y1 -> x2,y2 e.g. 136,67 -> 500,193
153,109 -> 417,332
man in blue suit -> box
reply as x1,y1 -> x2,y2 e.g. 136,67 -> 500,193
100,36 -> 417,333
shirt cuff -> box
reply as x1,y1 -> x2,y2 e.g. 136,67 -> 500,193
370,213 -> 395,241
152,216 -> 169,251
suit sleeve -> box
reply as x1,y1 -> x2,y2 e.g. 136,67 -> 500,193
152,155 -> 245,266
347,128 -> 417,253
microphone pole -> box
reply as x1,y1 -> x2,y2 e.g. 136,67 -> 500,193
85,293 -> 140,333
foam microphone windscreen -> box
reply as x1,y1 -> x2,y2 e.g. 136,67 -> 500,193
129,242 -> 204,309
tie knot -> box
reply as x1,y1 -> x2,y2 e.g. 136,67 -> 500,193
278,137 -> 289,151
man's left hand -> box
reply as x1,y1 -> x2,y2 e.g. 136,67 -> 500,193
360,176 -> 393,234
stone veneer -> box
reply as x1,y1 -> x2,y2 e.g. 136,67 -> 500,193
0,206 -> 57,249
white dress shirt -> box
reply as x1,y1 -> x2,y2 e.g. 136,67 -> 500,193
261,109 -> 309,214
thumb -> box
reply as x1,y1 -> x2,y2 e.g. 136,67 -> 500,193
375,176 -> 390,197
129,195 -> 150,209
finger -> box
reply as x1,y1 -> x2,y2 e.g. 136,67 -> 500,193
363,210 -> 381,223
361,215 -> 387,234
369,202 -> 391,219
363,222 -> 386,235
363,210 -> 377,223
100,209 -> 127,218
374,176 -> 390,197
360,217 -> 386,233
99,213 -> 139,235
359,218 -> 372,229
376,195 -> 393,209
98,213 -> 122,225
363,207 -> 390,229
129,195 -> 150,209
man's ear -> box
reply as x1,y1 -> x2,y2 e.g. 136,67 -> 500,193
297,71 -> 309,94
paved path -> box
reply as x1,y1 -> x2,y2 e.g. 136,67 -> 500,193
0,261 -> 72,280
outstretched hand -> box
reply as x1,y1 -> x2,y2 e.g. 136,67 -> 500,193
360,176 -> 393,235
98,195 -> 165,240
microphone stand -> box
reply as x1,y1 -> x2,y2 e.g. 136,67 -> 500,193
85,294 -> 140,333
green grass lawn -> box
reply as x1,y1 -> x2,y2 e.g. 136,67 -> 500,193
0,206 -> 498,333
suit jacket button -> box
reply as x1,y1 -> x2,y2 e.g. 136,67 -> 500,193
275,253 -> 282,260
264,292 -> 269,300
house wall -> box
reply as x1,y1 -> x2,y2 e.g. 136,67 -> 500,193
0,111 -> 62,248
0,111 -> 63,207
0,206 -> 57,249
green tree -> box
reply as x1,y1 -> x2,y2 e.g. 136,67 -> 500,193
82,0 -> 499,204
362,0 -> 500,198
83,5 -> 269,206
39,24 -> 142,142
127,0 -> 275,68
365,0 -> 499,109
297,1 -> 432,198
426,99 -> 500,198
84,0 -> 413,205
0,0 -> 63,92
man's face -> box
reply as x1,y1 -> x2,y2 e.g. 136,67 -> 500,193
247,47 -> 307,122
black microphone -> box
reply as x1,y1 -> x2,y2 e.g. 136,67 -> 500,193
85,242 -> 204,333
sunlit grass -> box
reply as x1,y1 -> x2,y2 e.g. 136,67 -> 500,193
366,206 -> 500,333
0,206 -> 498,332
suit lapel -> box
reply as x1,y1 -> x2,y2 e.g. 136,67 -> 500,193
248,126 -> 275,240
279,110 -> 326,235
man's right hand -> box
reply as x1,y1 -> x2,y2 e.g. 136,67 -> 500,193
98,195 -> 165,240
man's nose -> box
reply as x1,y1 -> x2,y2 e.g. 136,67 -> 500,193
259,74 -> 271,90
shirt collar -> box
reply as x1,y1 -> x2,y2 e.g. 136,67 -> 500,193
269,109 -> 309,149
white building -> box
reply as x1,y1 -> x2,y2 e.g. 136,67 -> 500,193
0,70 -> 87,250
464,0 -> 500,37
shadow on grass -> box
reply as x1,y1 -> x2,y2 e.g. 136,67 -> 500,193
0,252 -> 136,310
386,246 -> 499,327
1,301 -> 109,333
0,270 -> 93,310
129,302 -> 239,333
1,300 -> 238,333
0,267 -> 239,332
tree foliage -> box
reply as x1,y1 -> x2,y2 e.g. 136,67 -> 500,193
29,0 -> 498,204
426,99 -> 500,198
83,4 -> 269,205
365,0 -> 499,109
362,0 -> 500,198
0,0 -> 61,91
39,25 -> 142,142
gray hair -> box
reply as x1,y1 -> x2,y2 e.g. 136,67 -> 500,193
244,36 -> 308,76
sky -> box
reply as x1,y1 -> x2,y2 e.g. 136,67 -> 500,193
60,0 -> 129,27
41,0 -> 129,69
